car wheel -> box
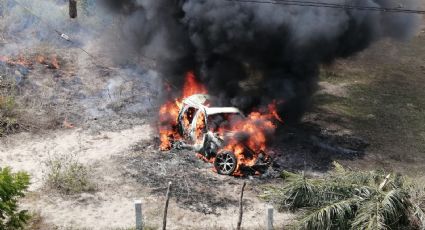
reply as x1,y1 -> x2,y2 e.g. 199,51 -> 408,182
214,151 -> 237,175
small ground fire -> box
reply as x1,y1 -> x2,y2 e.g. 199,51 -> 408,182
0,54 -> 60,69
159,72 -> 283,176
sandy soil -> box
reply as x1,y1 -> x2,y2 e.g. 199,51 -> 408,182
0,125 -> 292,229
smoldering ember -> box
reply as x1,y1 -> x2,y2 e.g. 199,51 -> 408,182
0,0 -> 425,229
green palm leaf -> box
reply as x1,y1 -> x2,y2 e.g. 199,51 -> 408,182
297,198 -> 358,230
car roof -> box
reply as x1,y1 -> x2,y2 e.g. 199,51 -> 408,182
205,107 -> 242,115
183,94 -> 243,116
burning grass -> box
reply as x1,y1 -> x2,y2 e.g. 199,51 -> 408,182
0,53 -> 61,70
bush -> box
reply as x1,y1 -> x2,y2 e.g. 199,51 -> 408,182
0,167 -> 30,229
263,162 -> 425,230
0,79 -> 20,136
0,96 -> 19,134
44,153 -> 96,195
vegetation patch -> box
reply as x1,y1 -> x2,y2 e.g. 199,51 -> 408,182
44,153 -> 96,195
263,162 -> 425,230
0,79 -> 20,136
0,167 -> 31,229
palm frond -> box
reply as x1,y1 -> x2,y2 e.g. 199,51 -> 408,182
406,177 -> 425,229
413,204 -> 425,230
278,173 -> 321,210
264,165 -> 422,230
296,198 -> 358,230
351,199 -> 386,230
351,189 -> 410,230
332,161 -> 346,174
381,190 -> 410,225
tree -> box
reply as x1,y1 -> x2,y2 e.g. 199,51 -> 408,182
264,162 -> 425,230
0,167 -> 30,230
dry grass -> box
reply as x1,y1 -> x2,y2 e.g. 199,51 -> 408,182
25,211 -> 57,230
0,77 -> 20,136
43,153 -> 97,195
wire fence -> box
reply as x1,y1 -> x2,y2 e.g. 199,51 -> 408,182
133,181 -> 276,230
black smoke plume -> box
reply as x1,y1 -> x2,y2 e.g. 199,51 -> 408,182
102,0 -> 421,123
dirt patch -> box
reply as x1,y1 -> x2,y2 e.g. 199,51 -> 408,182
1,125 -> 293,229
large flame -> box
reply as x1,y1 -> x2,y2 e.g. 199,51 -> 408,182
158,71 -> 207,150
218,111 -> 277,175
182,71 -> 207,98
158,71 -> 282,175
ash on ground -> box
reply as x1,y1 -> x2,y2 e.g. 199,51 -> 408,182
271,122 -> 369,172
123,139 -> 247,215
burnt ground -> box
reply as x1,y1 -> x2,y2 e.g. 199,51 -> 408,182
122,138 -> 266,215
271,123 -> 369,172
117,122 -> 368,217
0,48 -> 158,134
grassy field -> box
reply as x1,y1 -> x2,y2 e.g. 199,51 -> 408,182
311,27 -> 425,175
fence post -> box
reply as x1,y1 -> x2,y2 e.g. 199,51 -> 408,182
266,205 -> 274,230
236,182 -> 247,230
69,0 -> 77,18
135,200 -> 143,230
163,182 -> 172,230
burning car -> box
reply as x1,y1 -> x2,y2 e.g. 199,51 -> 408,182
171,94 -> 271,175
159,72 -> 278,176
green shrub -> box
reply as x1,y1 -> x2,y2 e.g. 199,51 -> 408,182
44,154 -> 96,195
263,162 -> 425,230
0,167 -> 31,230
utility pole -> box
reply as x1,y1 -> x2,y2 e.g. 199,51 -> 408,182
69,0 -> 77,19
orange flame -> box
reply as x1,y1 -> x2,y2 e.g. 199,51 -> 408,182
219,110 -> 277,175
182,71 -> 207,98
268,100 -> 284,124
50,55 -> 60,69
158,100 -> 180,150
158,71 -> 207,150
0,54 -> 60,69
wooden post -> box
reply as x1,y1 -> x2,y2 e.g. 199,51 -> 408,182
163,182 -> 172,230
237,182 -> 247,230
135,200 -> 143,230
266,206 -> 274,230
69,0 -> 77,19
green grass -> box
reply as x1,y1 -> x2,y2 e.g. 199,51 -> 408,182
312,35 -> 425,175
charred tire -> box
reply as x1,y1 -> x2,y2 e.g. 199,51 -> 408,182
214,151 -> 237,175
